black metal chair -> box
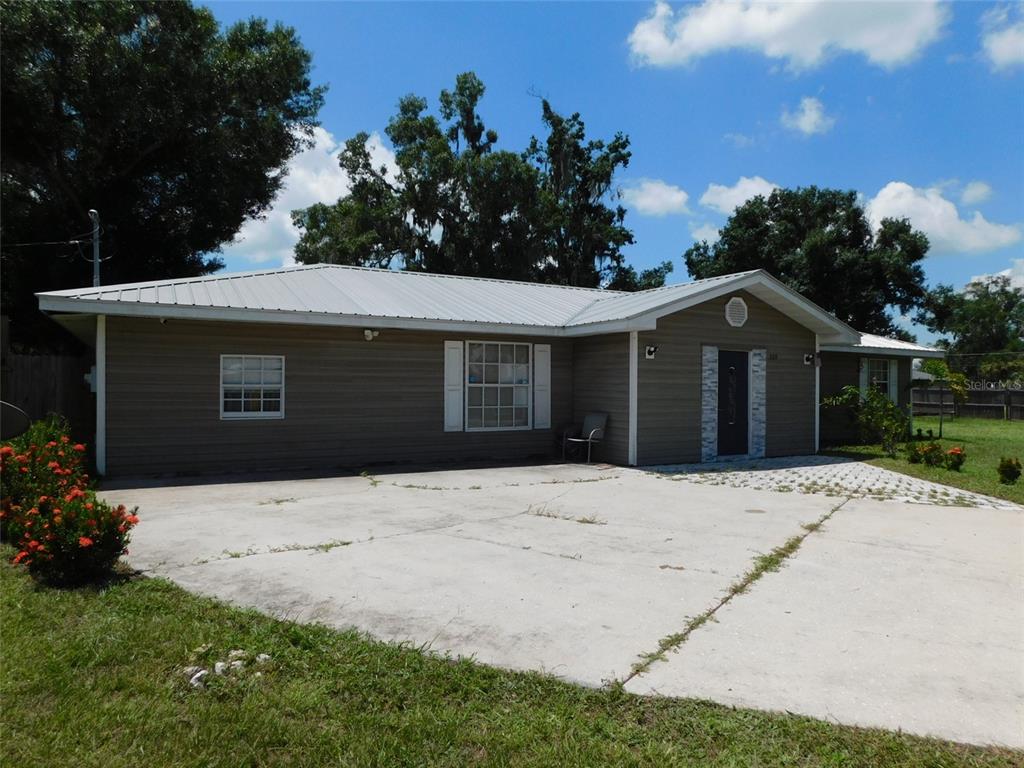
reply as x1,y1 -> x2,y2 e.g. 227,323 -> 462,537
561,413 -> 608,463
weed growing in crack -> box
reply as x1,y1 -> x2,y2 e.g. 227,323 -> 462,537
574,515 -> 606,526
625,498 -> 848,681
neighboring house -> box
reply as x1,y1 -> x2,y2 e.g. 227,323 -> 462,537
36,265 -> 942,477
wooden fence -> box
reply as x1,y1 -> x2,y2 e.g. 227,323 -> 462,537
1,313 -> 95,441
912,385 -> 1024,421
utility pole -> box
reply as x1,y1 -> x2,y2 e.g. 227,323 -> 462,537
88,209 -> 100,287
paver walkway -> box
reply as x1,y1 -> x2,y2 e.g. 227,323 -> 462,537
648,455 -> 1019,510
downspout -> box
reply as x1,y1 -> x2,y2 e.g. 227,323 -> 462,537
628,331 -> 638,466
95,315 -> 106,476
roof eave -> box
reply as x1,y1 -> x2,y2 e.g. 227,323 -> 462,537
36,295 -> 572,338
602,270 -> 859,343
819,342 -> 945,359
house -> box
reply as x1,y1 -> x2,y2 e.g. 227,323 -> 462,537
36,265 -> 942,477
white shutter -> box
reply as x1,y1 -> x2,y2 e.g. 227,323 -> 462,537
443,341 -> 464,432
534,344 -> 551,429
888,359 -> 899,403
858,358 -> 868,397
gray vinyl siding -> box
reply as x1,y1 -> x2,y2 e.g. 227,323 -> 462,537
570,333 -> 629,465
105,317 -> 572,477
637,291 -> 817,465
819,351 -> 912,446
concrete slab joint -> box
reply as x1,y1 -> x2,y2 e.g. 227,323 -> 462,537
701,346 -> 718,462
749,348 -> 767,459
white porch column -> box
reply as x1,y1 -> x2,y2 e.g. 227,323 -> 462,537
814,336 -> 820,453
95,314 -> 106,476
628,331 -> 638,466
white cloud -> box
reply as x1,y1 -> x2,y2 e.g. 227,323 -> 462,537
621,178 -> 690,216
865,181 -> 1021,254
690,222 -> 721,244
223,127 -> 397,267
981,5 -> 1024,71
960,180 -> 993,206
627,0 -> 948,71
723,132 -> 755,148
699,175 -> 779,215
780,96 -> 835,136
970,259 -> 1024,290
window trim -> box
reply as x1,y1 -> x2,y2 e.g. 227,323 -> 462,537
860,357 -> 899,404
463,340 -> 533,432
219,354 -> 286,421
865,358 -> 890,399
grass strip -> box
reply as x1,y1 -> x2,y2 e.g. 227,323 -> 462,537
625,499 -> 847,682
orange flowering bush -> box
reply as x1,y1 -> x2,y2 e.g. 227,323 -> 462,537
1,416 -> 137,584
944,446 -> 966,472
9,487 -> 138,583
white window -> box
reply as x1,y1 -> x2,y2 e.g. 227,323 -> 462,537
220,355 -> 284,419
465,342 -> 531,430
867,358 -> 890,396
860,358 -> 899,403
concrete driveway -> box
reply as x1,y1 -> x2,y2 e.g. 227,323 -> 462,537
103,461 -> 1023,749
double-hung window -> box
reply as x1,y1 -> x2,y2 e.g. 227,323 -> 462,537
861,358 -> 899,404
465,342 -> 531,429
866,359 -> 890,396
220,355 -> 285,419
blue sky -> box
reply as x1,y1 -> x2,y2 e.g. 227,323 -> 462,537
208,1 -> 1023,326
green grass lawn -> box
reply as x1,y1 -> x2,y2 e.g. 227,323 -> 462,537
827,416 -> 1024,505
1,559 -> 1018,767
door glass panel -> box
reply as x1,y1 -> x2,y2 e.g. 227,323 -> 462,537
727,366 -> 737,425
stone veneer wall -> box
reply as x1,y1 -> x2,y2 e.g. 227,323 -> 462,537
701,345 -> 767,461
701,345 -> 718,461
749,348 -> 767,458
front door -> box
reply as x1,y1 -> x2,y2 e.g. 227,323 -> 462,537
717,350 -> 749,456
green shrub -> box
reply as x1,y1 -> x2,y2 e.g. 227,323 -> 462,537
1,416 -> 137,584
944,446 -> 966,472
11,487 -> 138,584
0,415 -> 90,538
906,442 -> 924,464
920,441 -> 945,467
822,385 -> 909,458
998,457 -> 1022,485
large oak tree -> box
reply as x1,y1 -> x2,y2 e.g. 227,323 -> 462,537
1,0 -> 324,345
684,187 -> 929,336
292,73 -> 670,290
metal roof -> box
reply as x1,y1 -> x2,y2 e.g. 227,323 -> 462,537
38,264 -> 612,328
821,332 -> 945,358
37,263 -> 924,351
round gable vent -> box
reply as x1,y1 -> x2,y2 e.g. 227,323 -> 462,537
725,296 -> 748,328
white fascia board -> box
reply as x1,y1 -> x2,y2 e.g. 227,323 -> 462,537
561,316 -> 659,336
37,296 -> 568,338
820,343 -> 945,359
38,295 -> 666,338
596,272 -> 858,343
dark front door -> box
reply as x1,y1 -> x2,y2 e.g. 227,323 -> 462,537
718,350 -> 749,456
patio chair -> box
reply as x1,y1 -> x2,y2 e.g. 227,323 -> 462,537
561,413 -> 608,463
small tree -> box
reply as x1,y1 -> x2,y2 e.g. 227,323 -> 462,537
823,385 -> 909,457
916,359 -> 967,438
